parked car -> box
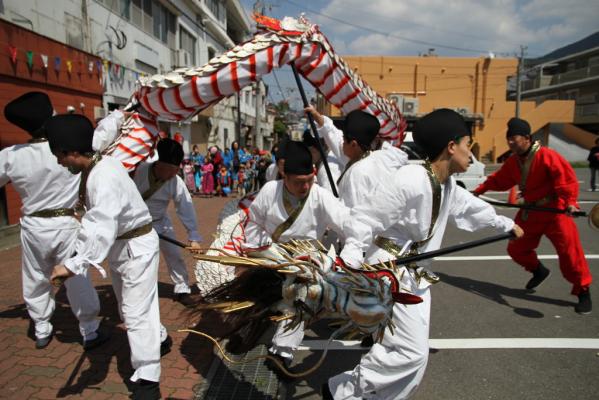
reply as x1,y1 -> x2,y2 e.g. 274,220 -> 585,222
400,132 -> 486,190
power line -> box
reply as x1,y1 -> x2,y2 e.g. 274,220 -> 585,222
282,0 -> 544,57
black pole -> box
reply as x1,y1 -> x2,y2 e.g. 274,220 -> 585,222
158,233 -> 188,248
395,232 -> 515,265
480,196 -> 587,217
290,63 -> 339,198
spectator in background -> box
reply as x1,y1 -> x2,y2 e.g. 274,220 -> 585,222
237,164 -> 247,197
256,158 -> 268,190
223,148 -> 232,170
588,137 -> 599,192
216,164 -> 232,197
182,159 -> 196,193
201,154 -> 214,197
190,145 -> 204,192
210,146 -> 223,190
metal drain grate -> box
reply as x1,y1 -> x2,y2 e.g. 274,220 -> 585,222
194,344 -> 282,400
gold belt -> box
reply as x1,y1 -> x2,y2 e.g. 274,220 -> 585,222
520,194 -> 557,221
374,236 -> 440,284
27,208 -> 76,218
116,222 -> 153,240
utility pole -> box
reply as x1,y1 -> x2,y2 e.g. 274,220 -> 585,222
254,81 -> 262,150
237,92 -> 243,148
515,45 -> 527,118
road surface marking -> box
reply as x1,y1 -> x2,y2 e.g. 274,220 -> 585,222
298,338 -> 599,351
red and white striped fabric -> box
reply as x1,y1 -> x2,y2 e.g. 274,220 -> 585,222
109,14 -> 406,171
105,111 -> 160,171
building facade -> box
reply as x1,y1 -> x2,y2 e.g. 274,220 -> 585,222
318,55 -> 575,162
521,46 -> 599,149
0,0 -> 274,157
0,18 -> 103,226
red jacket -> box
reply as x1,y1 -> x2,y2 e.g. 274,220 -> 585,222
474,146 -> 579,210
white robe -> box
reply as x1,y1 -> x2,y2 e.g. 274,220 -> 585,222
63,156 -> 163,383
0,141 -> 100,340
316,150 -> 342,194
334,164 -> 514,400
133,162 -> 201,293
265,162 -> 279,182
244,180 -> 370,359
317,116 -> 408,208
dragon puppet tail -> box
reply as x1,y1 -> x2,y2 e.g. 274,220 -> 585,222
186,268 -> 284,353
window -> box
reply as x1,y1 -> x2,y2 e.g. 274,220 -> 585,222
129,0 -> 175,46
207,0 -> 220,20
98,0 -> 131,19
208,46 -> 216,61
179,26 -> 196,65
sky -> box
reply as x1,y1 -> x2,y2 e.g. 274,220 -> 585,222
238,0 -> 599,107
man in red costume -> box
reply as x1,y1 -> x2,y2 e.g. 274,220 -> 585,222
473,117 -> 592,314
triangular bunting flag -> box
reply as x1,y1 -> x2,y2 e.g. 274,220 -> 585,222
26,51 -> 34,69
8,45 -> 17,64
54,56 -> 61,71
66,60 -> 72,73
40,54 -> 48,68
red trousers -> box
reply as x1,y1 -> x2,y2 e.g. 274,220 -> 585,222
507,211 -> 592,295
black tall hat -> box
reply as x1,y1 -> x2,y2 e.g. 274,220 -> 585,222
342,110 -> 380,148
157,138 -> 184,166
4,92 -> 53,137
506,117 -> 531,137
302,129 -> 318,148
413,108 -> 470,161
45,114 -> 94,154
283,141 -> 313,175
275,137 -> 289,160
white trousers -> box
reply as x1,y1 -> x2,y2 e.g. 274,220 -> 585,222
269,319 -> 305,360
20,217 -> 100,340
108,231 -> 163,383
329,285 -> 431,400
154,218 -> 190,294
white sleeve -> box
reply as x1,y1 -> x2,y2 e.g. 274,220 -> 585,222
172,176 -> 202,242
450,184 -> 515,233
0,149 -> 10,187
317,116 -> 349,166
340,178 -> 406,266
63,174 -> 123,277
93,110 -> 125,152
242,189 -> 272,249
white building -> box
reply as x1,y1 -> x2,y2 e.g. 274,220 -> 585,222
0,0 -> 274,154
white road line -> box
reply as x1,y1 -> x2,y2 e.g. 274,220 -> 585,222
434,255 -> 599,261
298,338 -> 599,351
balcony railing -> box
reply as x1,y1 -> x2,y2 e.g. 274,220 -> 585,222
575,103 -> 599,117
522,65 -> 599,91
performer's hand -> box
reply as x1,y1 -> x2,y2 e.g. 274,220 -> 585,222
565,205 -> 580,216
511,224 -> 524,239
470,190 -> 480,197
304,106 -> 324,127
189,240 -> 202,249
50,264 -> 75,287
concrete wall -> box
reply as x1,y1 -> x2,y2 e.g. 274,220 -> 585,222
324,56 -> 576,162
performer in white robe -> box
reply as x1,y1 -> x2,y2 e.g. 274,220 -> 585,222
243,141 -> 370,370
265,138 -> 287,182
1,92 -> 102,350
133,138 -> 201,306
328,109 -> 524,400
306,106 -> 408,208
46,114 -> 167,400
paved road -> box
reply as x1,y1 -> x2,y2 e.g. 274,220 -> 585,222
286,182 -> 599,400
0,168 -> 596,399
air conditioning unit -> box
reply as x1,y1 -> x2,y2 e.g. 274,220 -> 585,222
93,106 -> 106,120
387,93 -> 404,111
403,98 -> 419,115
455,107 -> 471,116
175,49 -> 192,67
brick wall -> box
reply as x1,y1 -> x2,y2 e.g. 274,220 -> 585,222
0,19 -> 103,225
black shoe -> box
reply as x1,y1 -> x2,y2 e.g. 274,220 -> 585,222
575,289 -> 592,315
160,335 -> 173,357
175,293 -> 196,308
360,335 -> 374,348
83,330 -> 111,351
132,379 -> 161,400
264,353 -> 294,382
321,382 -> 333,400
525,264 -> 551,290
35,334 -> 52,349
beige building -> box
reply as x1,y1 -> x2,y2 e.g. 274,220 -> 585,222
318,55 -> 574,162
